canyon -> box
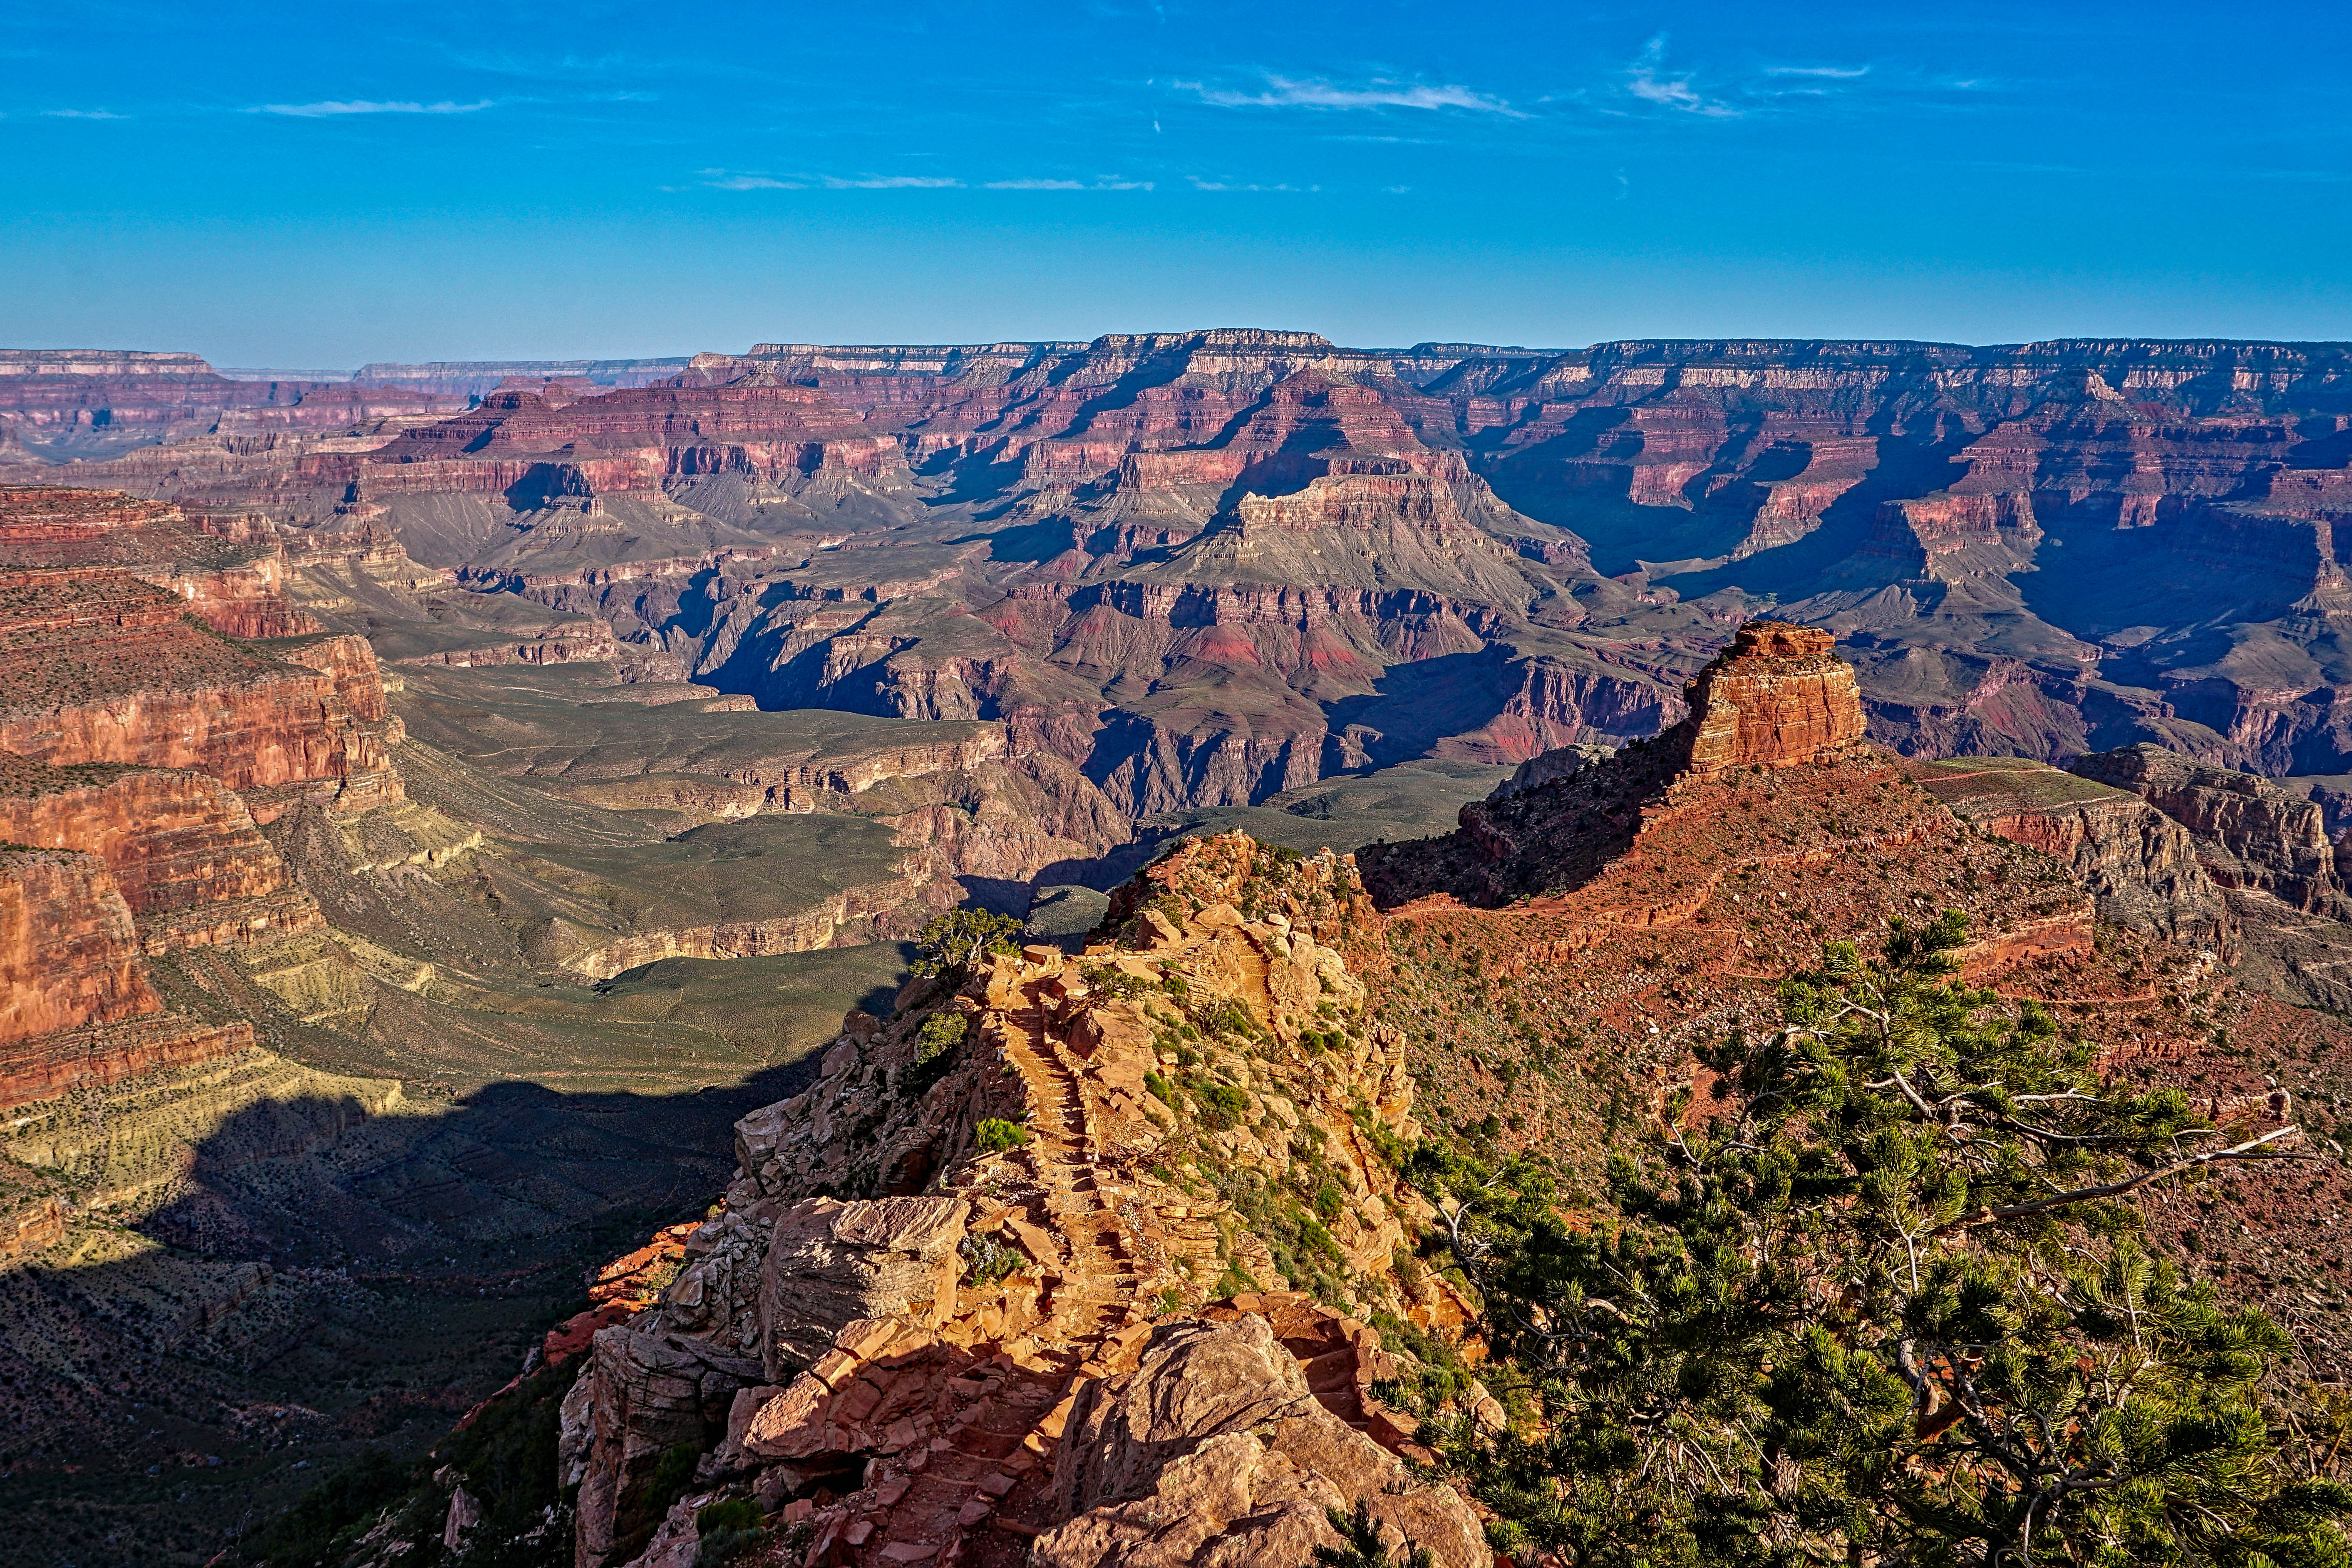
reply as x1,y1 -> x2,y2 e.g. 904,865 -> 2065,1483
20,332 -> 2352,826
326,617 -> 2352,1568
10,332 -> 2352,1566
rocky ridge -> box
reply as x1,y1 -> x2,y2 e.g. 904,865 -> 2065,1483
0,351 -> 463,461
550,835 -> 1483,1568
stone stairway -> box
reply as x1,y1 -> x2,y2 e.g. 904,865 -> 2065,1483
808,973 -> 1151,1568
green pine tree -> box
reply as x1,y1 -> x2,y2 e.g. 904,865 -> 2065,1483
1313,1499 -> 1434,1568
1408,912 -> 2352,1567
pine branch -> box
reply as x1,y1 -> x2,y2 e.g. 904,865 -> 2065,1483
1931,1126 -> 2306,1235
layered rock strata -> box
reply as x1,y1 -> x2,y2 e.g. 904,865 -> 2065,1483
0,846 -> 253,1107
1669,620 -> 1868,774
0,754 -> 322,953
0,568 -> 402,816
1906,754 -> 2236,953
0,350 -> 462,459
0,485 -> 325,638
2067,743 -> 2352,1011
2072,744 -> 2352,916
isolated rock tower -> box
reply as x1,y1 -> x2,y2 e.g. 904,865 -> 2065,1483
1674,620 -> 1867,774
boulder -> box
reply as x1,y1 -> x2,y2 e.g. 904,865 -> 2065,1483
758,1196 -> 970,1378
1040,1316 -> 1486,1568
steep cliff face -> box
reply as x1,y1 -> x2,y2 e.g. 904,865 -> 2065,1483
1905,755 -> 2235,951
556,836 -> 1478,1568
0,568 -> 402,817
0,840 -> 258,1107
0,847 -> 157,1043
2070,743 -> 2352,1010
2072,744 -> 2351,914
1668,619 -> 1868,774
0,754 -> 321,953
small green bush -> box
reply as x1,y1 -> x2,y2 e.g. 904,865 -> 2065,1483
906,1011 -> 967,1093
697,1499 -> 763,1535
1312,1182 -> 1345,1223
647,1439 -> 702,1521
977,1116 -> 1030,1152
960,1232 -> 1024,1286
1195,1082 -> 1250,1130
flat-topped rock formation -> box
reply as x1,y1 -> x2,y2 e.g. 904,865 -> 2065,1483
0,349 -> 462,460
1670,619 -> 1867,774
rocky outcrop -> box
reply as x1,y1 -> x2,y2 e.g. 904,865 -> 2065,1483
0,847 -> 157,1042
2072,744 -> 2351,916
0,569 -> 402,818
1038,1315 -> 1484,1568
757,1197 -> 970,1377
1361,624 -> 2096,978
561,836 -> 1457,1568
0,754 -> 322,953
1907,755 -> 2235,952
1671,620 -> 1867,775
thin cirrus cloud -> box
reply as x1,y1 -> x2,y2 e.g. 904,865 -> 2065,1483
701,172 -> 1151,192
254,99 -> 496,117
1624,37 -> 1739,118
1178,74 -> 1521,116
982,178 -> 1153,190
1186,175 -> 1309,192
42,108 -> 129,119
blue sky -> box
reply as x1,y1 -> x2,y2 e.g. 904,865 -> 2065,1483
5,2 -> 2349,365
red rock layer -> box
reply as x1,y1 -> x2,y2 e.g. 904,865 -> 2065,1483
0,847 -> 158,1043
0,486 -> 324,638
1673,620 -> 1867,774
0,1010 -> 256,1110
0,755 -> 321,950
0,569 -> 402,819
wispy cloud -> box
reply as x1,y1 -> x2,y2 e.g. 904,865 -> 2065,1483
1186,175 -> 1309,192
982,177 -> 1152,190
1178,74 -> 1521,116
1764,64 -> 1872,80
1625,37 -> 1738,118
42,108 -> 127,119
702,170 -> 1151,192
255,99 -> 495,117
